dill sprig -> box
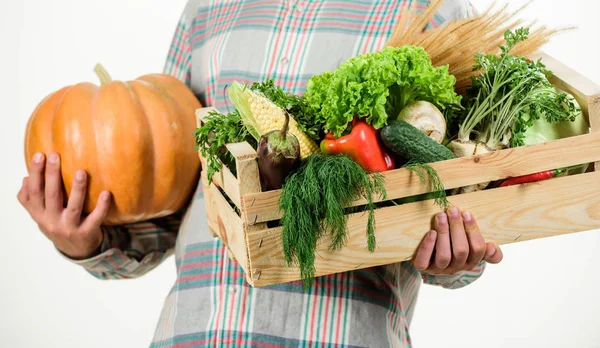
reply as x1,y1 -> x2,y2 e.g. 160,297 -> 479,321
279,154 -> 386,289
403,162 -> 450,211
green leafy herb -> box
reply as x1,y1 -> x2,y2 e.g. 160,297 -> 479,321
304,45 -> 462,137
456,27 -> 580,149
279,153 -> 386,289
403,162 -> 450,211
248,79 -> 323,142
194,109 -> 255,182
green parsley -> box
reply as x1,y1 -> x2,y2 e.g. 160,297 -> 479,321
456,27 -> 580,149
194,109 -> 255,182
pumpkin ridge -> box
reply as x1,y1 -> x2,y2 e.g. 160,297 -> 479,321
24,85 -> 72,171
88,83 -> 106,216
160,84 -> 195,211
139,75 -> 201,211
125,80 -> 158,216
97,81 -> 152,223
52,83 -> 100,214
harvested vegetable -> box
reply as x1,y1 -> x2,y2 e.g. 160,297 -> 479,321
451,28 -> 579,153
25,64 -> 201,225
396,101 -> 447,144
380,120 -> 456,164
257,110 -> 301,190
228,81 -> 319,159
194,109 -> 255,183
499,168 -> 566,187
279,153 -> 386,288
448,28 -> 579,192
380,120 -> 454,210
248,78 -> 323,142
520,89 -> 589,175
320,119 -> 395,172
304,45 -> 461,137
520,88 -> 588,144
403,163 -> 451,211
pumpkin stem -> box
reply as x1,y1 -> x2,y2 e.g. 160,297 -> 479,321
93,63 -> 113,85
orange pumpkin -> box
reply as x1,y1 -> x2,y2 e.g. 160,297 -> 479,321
24,64 -> 201,225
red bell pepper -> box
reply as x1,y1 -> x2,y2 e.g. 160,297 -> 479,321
320,120 -> 395,172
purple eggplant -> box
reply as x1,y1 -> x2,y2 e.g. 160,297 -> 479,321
257,111 -> 301,190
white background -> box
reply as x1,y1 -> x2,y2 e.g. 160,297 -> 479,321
2,0 -> 599,347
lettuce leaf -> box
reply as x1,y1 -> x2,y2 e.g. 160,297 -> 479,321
304,46 -> 461,137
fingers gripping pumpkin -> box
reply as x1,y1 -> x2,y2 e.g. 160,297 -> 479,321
24,64 -> 202,225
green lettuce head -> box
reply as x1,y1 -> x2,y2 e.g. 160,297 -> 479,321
304,45 -> 461,137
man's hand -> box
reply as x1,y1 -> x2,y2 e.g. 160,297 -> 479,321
412,207 -> 503,275
17,152 -> 112,260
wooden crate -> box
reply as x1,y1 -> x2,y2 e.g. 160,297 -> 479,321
195,52 -> 600,287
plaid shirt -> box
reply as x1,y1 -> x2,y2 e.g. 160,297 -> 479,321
66,1 -> 485,347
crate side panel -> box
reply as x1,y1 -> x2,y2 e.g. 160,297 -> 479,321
247,171 -> 600,286
196,148 -> 242,210
200,170 -> 220,239
232,143 -> 267,285
208,183 -> 249,274
213,165 -> 242,208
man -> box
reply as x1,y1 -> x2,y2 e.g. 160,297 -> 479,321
17,0 -> 503,346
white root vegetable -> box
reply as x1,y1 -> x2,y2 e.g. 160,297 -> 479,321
447,139 -> 477,157
448,139 -> 496,157
448,139 -> 495,194
397,101 -> 446,144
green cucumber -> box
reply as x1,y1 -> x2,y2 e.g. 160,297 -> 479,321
380,120 -> 456,163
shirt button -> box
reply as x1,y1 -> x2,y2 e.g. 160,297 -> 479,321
280,57 -> 289,65
229,286 -> 237,294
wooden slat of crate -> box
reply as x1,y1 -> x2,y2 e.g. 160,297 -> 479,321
226,141 -> 266,284
246,170 -> 600,286
242,130 -> 600,224
207,181 -> 249,274
210,166 -> 241,209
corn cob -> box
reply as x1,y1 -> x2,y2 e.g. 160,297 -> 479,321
228,81 -> 319,159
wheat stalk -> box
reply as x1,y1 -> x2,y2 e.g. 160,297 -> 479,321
385,0 -> 574,94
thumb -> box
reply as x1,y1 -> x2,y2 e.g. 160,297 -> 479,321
483,242 -> 504,264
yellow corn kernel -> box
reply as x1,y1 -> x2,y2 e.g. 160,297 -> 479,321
246,91 -> 319,159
